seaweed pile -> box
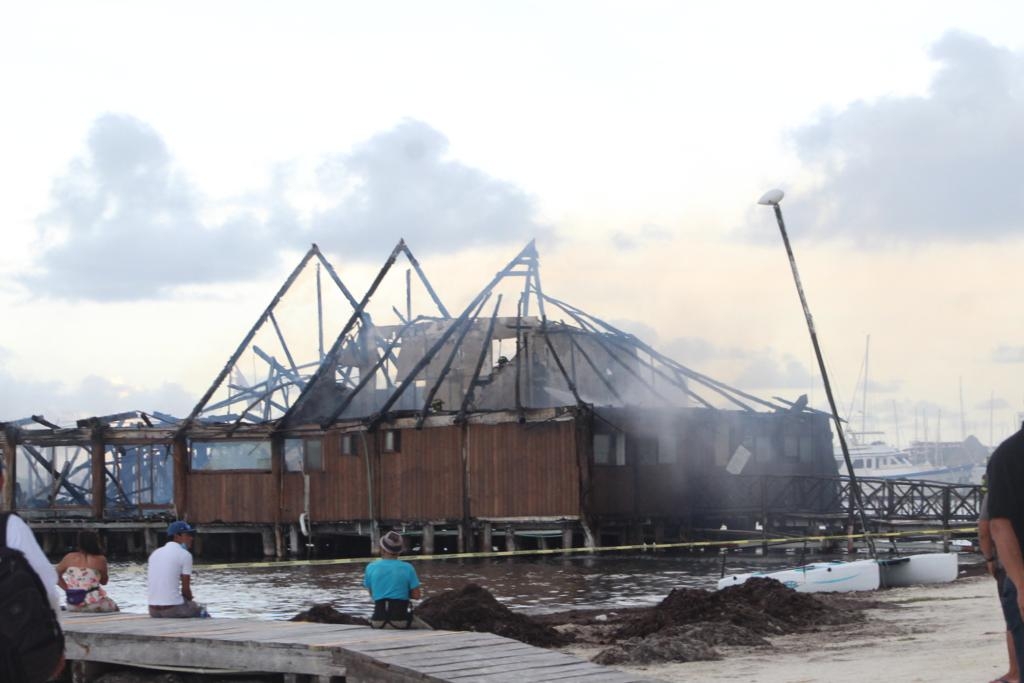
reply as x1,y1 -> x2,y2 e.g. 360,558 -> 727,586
290,603 -> 370,625
415,583 -> 569,647
589,577 -> 865,665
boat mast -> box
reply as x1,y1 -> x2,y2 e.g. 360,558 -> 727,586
862,334 -> 870,441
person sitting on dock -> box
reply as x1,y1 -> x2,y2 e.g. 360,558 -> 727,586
147,521 -> 208,618
364,531 -> 429,629
56,530 -> 119,612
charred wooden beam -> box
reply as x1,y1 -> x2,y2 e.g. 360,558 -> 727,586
182,245 -> 322,433
415,294 -> 492,429
456,295 -> 503,423
279,240 -> 408,431
400,243 -> 450,319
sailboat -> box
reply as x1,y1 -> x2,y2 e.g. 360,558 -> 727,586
833,337 -> 974,483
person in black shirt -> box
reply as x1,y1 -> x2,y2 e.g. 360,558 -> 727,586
987,424 -> 1024,674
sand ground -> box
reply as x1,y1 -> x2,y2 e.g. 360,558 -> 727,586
564,574 -> 1012,683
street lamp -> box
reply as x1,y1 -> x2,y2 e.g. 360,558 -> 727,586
759,189 -> 877,559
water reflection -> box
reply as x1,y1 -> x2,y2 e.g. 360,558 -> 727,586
103,553 -> 799,620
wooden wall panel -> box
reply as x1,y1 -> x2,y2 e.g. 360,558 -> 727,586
467,421 -> 580,518
589,467 -> 635,515
376,427 -> 463,521
187,472 -> 276,523
312,431 -> 372,521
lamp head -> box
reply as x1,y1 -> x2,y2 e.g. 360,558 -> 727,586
758,189 -> 785,206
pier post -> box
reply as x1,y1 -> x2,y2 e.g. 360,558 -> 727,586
289,524 -> 300,555
422,523 -> 435,554
90,428 -> 105,521
482,522 -> 493,551
538,534 -> 549,551
274,524 -> 284,558
562,524 -> 573,553
262,528 -> 276,557
456,522 -> 467,553
505,525 -> 516,552
144,528 -> 158,554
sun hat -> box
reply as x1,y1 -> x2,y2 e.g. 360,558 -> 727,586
380,530 -> 404,554
167,520 -> 197,536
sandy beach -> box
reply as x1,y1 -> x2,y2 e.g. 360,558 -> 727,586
565,574 -> 1010,683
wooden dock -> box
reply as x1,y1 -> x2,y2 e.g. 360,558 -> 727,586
61,612 -> 655,682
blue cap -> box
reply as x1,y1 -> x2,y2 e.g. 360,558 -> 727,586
167,521 -> 196,536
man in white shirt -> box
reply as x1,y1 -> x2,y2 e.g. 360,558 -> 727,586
147,520 -> 207,618
0,461 -> 60,611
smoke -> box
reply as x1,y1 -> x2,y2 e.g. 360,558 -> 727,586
309,119 -> 551,256
992,345 -> 1024,363
780,31 -> 1024,245
732,351 -> 814,390
22,114 -> 297,301
661,336 -> 746,365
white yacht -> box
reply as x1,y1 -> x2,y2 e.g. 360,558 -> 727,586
835,441 -> 976,483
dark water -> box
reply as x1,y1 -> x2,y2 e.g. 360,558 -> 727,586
102,552 -> 816,620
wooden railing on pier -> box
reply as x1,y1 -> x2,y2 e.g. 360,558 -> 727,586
690,474 -> 982,526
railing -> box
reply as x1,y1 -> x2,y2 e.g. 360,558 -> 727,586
690,474 -> 982,524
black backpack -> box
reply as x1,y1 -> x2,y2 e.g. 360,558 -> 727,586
0,512 -> 65,683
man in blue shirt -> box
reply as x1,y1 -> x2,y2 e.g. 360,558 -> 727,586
364,531 -> 428,629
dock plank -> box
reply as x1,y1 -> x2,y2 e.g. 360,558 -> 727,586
61,613 -> 654,682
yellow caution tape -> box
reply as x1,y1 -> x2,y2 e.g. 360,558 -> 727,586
196,525 -> 979,571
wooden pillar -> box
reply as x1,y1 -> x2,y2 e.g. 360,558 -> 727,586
457,522 -> 467,553
289,524 -> 300,555
172,436 -> 189,519
561,524 -> 573,552
505,525 -> 516,552
459,422 -> 473,554
422,523 -> 435,555
538,535 -> 549,551
144,527 -> 159,554
274,524 -> 284,558
90,428 -> 105,520
482,522 -> 493,552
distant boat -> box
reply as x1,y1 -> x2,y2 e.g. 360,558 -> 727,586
835,441 -> 976,483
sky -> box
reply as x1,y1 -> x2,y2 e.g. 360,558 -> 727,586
2,1 -> 1023,446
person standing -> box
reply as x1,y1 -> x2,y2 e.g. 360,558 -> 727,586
987,424 -> 1024,672
56,530 -> 119,612
147,520 -> 207,618
980,491 -> 1019,683
364,531 -> 428,629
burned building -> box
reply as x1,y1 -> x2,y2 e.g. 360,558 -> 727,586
0,241 -> 840,556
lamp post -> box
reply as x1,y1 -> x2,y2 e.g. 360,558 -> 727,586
758,189 -> 876,559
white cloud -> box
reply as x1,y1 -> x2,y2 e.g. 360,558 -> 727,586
309,119 -> 552,257
0,371 -> 194,424
611,224 -> 672,251
23,114 -> 297,301
780,32 -> 1024,245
